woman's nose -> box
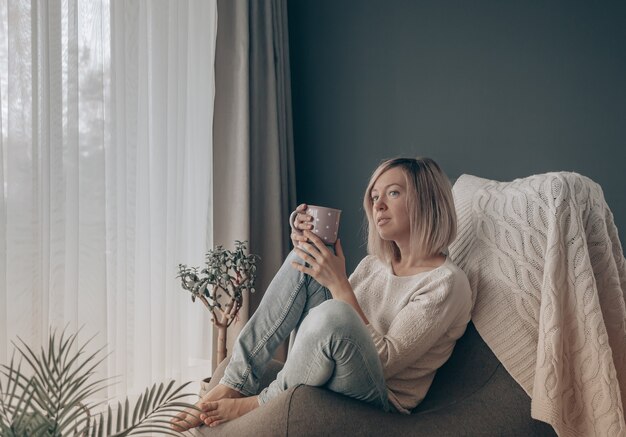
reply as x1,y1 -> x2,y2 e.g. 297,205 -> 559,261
375,199 -> 386,210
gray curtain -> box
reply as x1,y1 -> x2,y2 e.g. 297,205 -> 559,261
212,0 -> 296,370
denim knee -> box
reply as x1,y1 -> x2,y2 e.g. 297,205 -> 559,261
259,298 -> 388,410
298,299 -> 363,339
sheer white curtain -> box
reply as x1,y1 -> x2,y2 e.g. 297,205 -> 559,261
0,0 -> 216,398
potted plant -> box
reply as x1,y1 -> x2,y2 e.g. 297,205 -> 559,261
177,240 -> 259,366
0,329 -> 196,436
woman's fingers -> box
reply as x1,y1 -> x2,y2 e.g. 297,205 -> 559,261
334,238 -> 344,258
303,230 -> 330,253
291,232 -> 307,243
291,230 -> 307,250
294,204 -> 308,230
294,247 -> 311,263
295,213 -> 313,230
294,247 -> 320,266
200,401 -> 218,413
293,204 -> 312,231
297,241 -> 322,256
291,260 -> 312,276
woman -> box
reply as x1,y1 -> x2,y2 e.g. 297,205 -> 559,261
172,157 -> 472,430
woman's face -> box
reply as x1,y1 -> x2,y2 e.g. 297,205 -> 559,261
370,167 -> 411,243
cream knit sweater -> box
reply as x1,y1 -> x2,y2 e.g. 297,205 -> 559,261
450,172 -> 626,437
349,255 -> 472,414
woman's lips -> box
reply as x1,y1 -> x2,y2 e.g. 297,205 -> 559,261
377,218 -> 391,226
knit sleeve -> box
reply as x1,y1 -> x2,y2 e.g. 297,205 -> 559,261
366,272 -> 467,380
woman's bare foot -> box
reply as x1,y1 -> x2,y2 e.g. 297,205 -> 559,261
199,396 -> 260,427
170,383 -> 244,431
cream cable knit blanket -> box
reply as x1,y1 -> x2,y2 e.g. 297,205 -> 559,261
449,172 -> 626,437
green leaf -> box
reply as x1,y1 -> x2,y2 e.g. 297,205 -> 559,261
97,413 -> 104,437
2,328 -> 195,437
131,392 -> 143,425
123,398 -> 129,429
106,404 -> 113,435
115,401 -> 122,431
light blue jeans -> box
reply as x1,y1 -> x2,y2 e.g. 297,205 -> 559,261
219,249 -> 390,412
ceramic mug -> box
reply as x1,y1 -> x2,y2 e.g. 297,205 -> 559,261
289,205 -> 342,244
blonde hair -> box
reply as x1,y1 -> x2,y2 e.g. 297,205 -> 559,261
362,157 -> 457,262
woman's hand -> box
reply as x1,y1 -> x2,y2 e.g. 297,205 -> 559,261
292,230 -> 371,325
290,203 -> 313,248
291,230 -> 350,295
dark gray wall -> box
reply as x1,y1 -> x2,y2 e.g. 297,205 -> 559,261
288,0 -> 626,272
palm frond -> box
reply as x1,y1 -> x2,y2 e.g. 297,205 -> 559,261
1,328 -> 198,437
6,329 -> 108,436
0,353 -> 50,437
92,381 -> 197,437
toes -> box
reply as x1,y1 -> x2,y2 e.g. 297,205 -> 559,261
170,421 -> 187,431
209,419 -> 226,428
203,414 -> 222,427
201,409 -> 220,419
172,411 -> 186,421
202,400 -> 220,413
170,410 -> 201,431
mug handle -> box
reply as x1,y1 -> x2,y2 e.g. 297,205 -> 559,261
289,210 -> 301,234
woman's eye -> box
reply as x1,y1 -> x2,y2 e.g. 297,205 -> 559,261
389,190 -> 399,198
371,195 -> 379,202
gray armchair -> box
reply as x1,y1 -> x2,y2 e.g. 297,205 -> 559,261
185,321 -> 556,436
